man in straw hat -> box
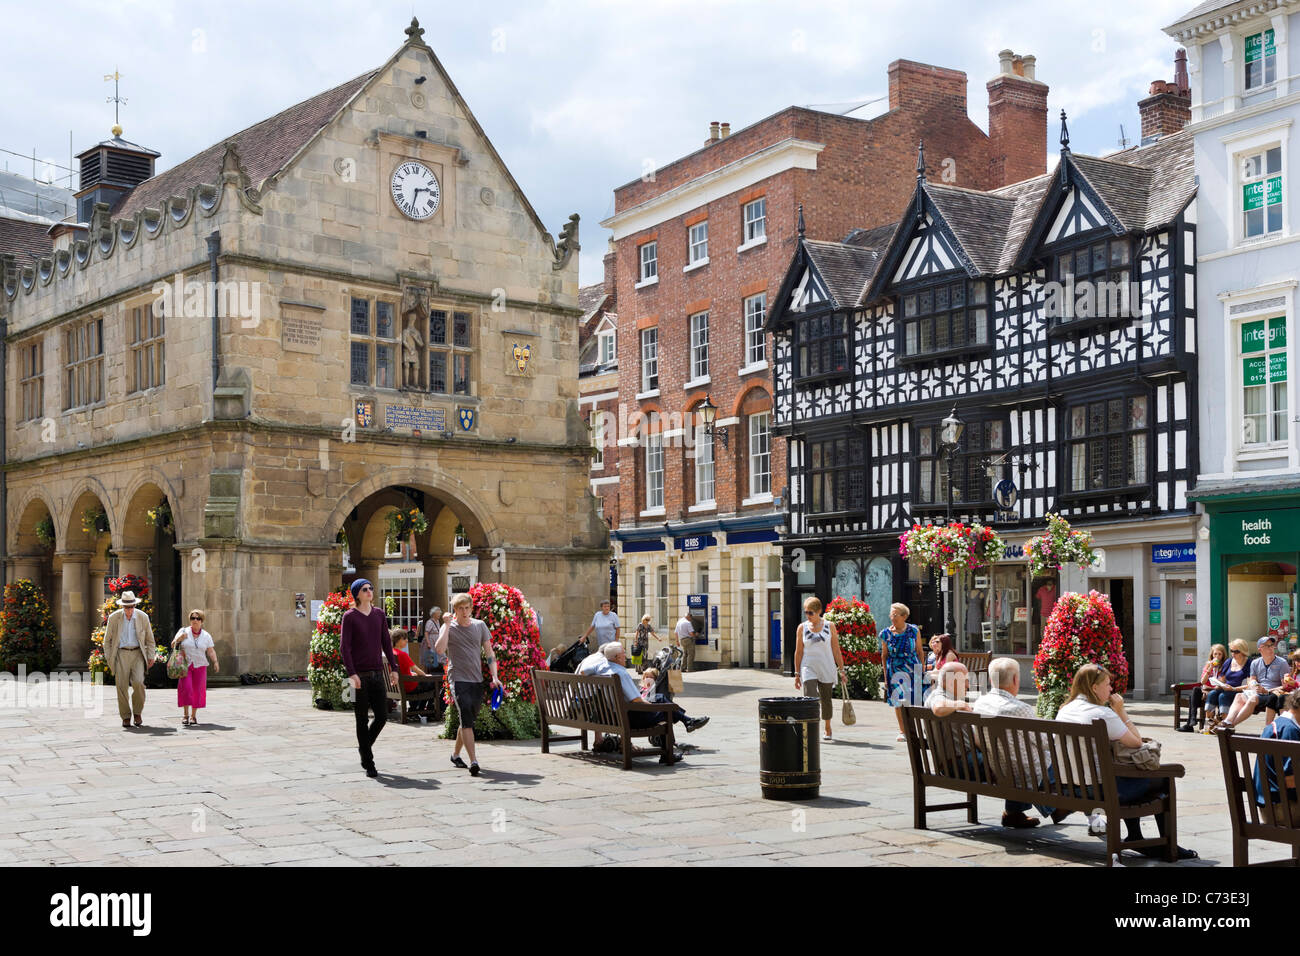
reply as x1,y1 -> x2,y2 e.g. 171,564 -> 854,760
103,590 -> 157,728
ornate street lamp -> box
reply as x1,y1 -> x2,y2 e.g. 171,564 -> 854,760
938,405 -> 964,641
699,394 -> 728,448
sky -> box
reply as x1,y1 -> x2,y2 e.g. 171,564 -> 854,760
0,0 -> 1196,285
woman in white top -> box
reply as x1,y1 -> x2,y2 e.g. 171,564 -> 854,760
793,596 -> 847,741
171,609 -> 219,727
421,606 -> 444,671
1055,664 -> 1197,860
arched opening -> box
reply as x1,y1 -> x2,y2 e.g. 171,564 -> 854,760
331,482 -> 492,635
121,483 -> 181,639
61,489 -> 114,666
13,496 -> 57,617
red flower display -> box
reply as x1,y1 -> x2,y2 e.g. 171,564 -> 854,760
1033,589 -> 1130,718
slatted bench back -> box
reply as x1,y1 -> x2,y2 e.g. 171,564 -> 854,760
534,670 -> 626,734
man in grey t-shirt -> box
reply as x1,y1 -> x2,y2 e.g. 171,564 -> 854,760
434,595 -> 501,776
582,600 -> 619,648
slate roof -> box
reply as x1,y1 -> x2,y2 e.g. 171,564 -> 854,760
116,70 -> 378,218
794,130 -> 1195,310
0,216 -> 55,266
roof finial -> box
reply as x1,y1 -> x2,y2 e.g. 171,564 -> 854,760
916,139 -> 926,182
797,203 -> 805,239
405,16 -> 425,41
1059,110 -> 1070,153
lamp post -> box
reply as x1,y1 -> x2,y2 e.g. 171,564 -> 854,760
938,405 -> 964,641
698,394 -> 728,448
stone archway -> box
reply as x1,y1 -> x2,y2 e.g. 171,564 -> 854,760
327,470 -> 499,632
11,495 -> 58,634
121,481 -> 180,639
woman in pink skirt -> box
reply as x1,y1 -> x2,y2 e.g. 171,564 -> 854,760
172,609 -> 218,726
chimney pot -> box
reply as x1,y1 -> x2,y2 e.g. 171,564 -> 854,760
1022,54 -> 1036,81
720,122 -> 731,138
998,49 -> 1015,75
708,121 -> 720,144
1174,48 -> 1190,95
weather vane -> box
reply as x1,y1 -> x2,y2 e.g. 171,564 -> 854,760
104,69 -> 126,134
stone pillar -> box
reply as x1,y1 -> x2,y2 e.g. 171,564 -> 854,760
57,551 -> 92,669
356,561 -> 381,588
472,548 -> 495,585
329,546 -> 345,593
423,556 -> 449,613
115,549 -> 151,582
10,554 -> 43,586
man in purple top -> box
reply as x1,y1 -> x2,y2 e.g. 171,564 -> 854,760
341,579 -> 398,778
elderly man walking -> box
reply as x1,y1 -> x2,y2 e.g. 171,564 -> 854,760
103,590 -> 157,728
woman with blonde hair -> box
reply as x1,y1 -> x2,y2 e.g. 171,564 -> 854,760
1178,643 -> 1228,733
1204,638 -> 1251,732
880,602 -> 923,742
632,613 -> 656,672
1056,664 -> 1197,859
171,609 -> 218,727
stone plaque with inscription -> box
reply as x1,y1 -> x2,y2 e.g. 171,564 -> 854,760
282,311 -> 323,354
385,405 -> 447,431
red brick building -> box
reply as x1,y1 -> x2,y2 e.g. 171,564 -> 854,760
602,52 -> 1049,669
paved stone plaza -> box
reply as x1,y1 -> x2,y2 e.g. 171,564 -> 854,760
0,668 -> 1284,866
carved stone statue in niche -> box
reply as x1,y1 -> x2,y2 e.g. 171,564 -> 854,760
400,284 -> 430,389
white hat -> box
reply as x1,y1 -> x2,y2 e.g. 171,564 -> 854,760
118,590 -> 140,607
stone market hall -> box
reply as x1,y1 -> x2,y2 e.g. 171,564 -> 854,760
0,19 -> 608,673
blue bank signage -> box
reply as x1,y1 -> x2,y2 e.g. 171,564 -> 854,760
677,534 -> 717,552
1151,543 -> 1196,564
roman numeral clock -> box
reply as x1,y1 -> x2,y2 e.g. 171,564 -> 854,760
391,160 -> 441,220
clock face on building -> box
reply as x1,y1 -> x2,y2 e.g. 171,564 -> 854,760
390,161 -> 441,220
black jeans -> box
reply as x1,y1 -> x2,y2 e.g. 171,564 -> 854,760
629,704 -> 688,729
353,670 -> 387,769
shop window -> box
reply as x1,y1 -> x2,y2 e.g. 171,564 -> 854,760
1244,28 -> 1277,91
1241,316 -> 1288,446
915,419 -> 1004,509
966,565 -> 1055,657
1066,395 -> 1149,495
900,279 -> 990,356
1227,560 -> 1297,642
807,435 -> 866,516
656,565 -> 669,630
1240,146 -> 1283,240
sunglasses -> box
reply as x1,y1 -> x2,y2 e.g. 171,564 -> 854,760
805,610 -> 818,617
360,586 -> 373,592
189,616 -> 203,621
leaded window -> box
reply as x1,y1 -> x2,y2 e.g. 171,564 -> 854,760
901,280 -> 989,355
1067,395 -> 1149,493
807,435 -> 865,515
795,311 -> 850,381
915,419 -> 1005,506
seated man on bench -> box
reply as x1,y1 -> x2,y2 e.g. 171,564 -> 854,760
1255,688 -> 1300,823
602,642 -> 709,736
929,661 -> 1042,830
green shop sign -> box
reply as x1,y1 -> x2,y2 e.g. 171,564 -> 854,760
1243,177 -> 1283,211
1245,28 -> 1276,63
1216,507 -> 1300,553
1242,316 -> 1287,354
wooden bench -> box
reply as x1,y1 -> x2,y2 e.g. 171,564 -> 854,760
956,652 -> 990,693
380,658 -> 445,724
902,705 -> 1186,866
1218,727 -> 1300,866
533,669 -> 676,769
1170,682 -> 1207,731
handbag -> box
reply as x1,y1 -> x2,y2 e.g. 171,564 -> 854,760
1113,737 -> 1162,771
166,640 -> 188,680
839,676 -> 856,726
667,669 -> 684,695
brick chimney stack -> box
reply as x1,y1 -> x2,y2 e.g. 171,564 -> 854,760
1138,49 -> 1191,144
603,239 -> 617,300
986,49 -> 1048,187
887,59 -> 968,113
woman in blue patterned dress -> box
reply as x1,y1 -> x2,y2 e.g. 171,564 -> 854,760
880,602 -> 923,742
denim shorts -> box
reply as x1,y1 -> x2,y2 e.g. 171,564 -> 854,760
453,680 -> 485,727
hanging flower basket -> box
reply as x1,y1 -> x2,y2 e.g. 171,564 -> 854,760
899,522 -> 1004,575
1024,513 -> 1096,579
34,515 -> 55,549
385,508 -> 429,552
144,500 -> 174,534
81,508 -> 109,535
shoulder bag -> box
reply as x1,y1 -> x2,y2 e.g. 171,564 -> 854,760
839,676 -> 856,725
1112,737 -> 1162,771
167,631 -> 189,679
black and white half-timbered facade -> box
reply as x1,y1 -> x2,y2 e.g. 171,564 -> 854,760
767,127 -> 1200,697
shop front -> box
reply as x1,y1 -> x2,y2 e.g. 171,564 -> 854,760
1199,489 -> 1300,657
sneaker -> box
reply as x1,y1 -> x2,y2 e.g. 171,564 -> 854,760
469,762 -> 481,777
1050,808 -> 1073,825
1088,809 -> 1106,835
685,716 -> 710,733
450,755 -> 468,769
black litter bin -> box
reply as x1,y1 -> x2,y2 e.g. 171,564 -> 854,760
758,696 -> 821,800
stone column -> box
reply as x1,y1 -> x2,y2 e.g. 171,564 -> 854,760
329,546 -> 346,593
115,549 -> 151,582
355,561 -> 381,588
472,548 -> 496,585
10,554 -> 43,587
57,551 -> 93,670
422,556 -> 449,613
